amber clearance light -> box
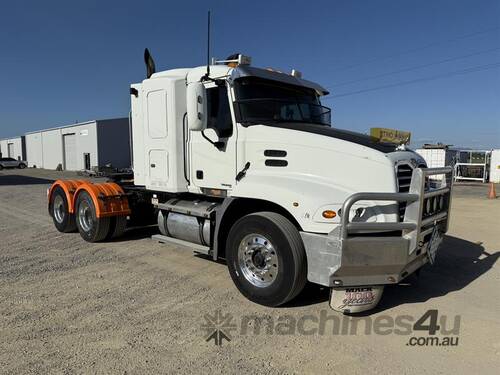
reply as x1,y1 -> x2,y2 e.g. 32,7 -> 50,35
322,210 -> 337,219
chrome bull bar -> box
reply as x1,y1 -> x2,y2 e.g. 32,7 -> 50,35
339,166 -> 454,253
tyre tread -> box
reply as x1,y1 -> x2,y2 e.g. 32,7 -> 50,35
50,186 -> 77,233
253,212 -> 307,303
107,216 -> 127,239
75,191 -> 110,242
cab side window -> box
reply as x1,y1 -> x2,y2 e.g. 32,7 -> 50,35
206,85 -> 233,138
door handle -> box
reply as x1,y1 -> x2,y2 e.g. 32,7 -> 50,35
150,163 -> 156,168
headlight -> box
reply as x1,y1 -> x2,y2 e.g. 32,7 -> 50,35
351,206 -> 378,223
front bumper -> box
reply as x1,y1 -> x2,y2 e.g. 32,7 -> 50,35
301,166 -> 453,287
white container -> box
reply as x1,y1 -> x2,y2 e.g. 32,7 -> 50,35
490,149 -> 500,183
416,148 -> 457,182
416,148 -> 456,168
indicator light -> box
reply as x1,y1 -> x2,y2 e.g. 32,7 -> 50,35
322,210 -> 337,219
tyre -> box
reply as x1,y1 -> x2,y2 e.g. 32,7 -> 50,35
226,211 -> 307,307
18,163 -> 26,169
0,164 -> 3,170
49,186 -> 77,233
75,191 -> 111,242
107,215 -> 127,240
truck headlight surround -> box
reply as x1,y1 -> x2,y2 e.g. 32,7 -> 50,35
313,204 -> 379,223
351,206 -> 378,223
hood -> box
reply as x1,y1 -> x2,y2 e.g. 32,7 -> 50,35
254,122 -> 398,153
233,124 -> 403,233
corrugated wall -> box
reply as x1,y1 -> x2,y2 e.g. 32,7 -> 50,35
26,132 -> 43,167
8,118 -> 129,170
25,122 -> 99,170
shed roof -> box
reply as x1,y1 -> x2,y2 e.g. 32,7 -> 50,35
23,118 -> 127,135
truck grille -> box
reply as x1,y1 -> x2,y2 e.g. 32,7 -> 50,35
397,164 -> 413,221
396,163 -> 425,221
397,164 -> 413,193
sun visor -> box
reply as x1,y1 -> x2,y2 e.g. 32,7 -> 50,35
229,65 -> 329,95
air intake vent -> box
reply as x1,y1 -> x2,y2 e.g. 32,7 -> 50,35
397,164 -> 414,221
397,164 -> 413,193
396,163 -> 426,221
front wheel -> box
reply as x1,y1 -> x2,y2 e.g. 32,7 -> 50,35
226,212 -> 307,307
18,163 -> 26,169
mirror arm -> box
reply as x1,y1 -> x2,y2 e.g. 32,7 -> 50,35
200,74 -> 213,83
201,130 -> 225,150
200,77 -> 226,86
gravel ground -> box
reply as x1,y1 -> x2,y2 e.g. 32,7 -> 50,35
0,168 -> 499,374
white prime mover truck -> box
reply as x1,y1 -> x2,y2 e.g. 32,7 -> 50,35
47,53 -> 453,313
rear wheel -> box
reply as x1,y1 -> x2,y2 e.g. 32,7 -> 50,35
226,212 -> 307,307
107,216 -> 127,240
18,163 -> 26,169
50,186 -> 77,233
75,191 -> 110,242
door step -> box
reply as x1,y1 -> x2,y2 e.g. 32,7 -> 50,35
151,234 -> 211,256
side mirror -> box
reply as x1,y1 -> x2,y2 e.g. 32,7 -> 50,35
187,82 -> 207,131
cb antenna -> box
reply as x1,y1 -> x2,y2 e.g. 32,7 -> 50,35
203,11 -> 211,81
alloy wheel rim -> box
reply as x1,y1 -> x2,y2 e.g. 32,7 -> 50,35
238,234 -> 278,288
53,195 -> 65,223
78,200 -> 93,232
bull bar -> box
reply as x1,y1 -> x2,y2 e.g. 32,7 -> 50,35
300,166 -> 454,287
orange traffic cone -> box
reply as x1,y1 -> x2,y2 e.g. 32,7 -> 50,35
488,182 -> 497,199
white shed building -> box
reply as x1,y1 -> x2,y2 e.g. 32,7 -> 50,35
25,118 -> 130,170
0,136 -> 26,160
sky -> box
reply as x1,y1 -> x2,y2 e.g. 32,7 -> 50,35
0,0 -> 499,149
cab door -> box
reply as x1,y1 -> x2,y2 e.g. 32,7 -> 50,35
189,82 -> 237,190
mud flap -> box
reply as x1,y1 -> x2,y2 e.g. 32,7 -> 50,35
329,286 -> 384,314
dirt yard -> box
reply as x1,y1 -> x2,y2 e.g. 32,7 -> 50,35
0,168 -> 499,374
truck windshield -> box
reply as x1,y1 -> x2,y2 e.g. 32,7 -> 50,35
234,77 -> 331,126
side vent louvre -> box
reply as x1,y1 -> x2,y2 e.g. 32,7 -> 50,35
265,159 -> 288,167
264,150 -> 287,157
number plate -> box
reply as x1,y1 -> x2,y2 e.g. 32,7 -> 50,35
427,227 -> 443,265
329,286 -> 384,313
